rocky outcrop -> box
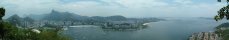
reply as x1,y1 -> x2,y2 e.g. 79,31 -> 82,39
189,32 -> 221,40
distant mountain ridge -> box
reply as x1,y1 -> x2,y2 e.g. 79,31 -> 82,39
42,10 -> 89,21
28,10 -> 127,21
27,10 -> 164,22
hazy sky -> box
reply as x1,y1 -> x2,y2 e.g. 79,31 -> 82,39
0,0 -> 226,18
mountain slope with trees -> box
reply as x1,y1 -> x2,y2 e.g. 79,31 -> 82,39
0,7 -> 71,40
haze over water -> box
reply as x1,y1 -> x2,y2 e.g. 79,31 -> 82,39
63,18 -> 225,40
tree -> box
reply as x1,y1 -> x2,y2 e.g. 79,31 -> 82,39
215,0 -> 229,21
0,7 -> 5,20
214,0 -> 229,40
0,7 -> 5,38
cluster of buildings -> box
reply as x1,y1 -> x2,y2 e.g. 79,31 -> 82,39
18,20 -> 150,30
101,21 -> 148,30
189,32 -> 220,40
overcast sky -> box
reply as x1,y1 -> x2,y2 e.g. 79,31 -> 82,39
0,0 -> 226,18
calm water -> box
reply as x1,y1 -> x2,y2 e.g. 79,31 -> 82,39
63,18 -> 226,40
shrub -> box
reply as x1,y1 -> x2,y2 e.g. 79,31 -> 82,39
0,22 -> 71,40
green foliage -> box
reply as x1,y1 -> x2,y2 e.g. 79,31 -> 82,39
36,29 -> 71,40
0,22 -> 71,40
215,23 -> 229,40
215,0 -> 229,21
215,29 -> 229,40
218,0 -> 229,2
0,7 -> 5,19
214,1 -> 229,40
0,22 -> 18,39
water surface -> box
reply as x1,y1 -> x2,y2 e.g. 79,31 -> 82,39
63,18 -> 226,40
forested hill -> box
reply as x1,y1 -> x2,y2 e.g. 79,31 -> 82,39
27,10 -> 164,22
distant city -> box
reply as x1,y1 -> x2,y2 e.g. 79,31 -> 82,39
5,10 -> 165,30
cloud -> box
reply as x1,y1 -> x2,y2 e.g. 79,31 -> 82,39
0,0 -> 60,17
113,0 -> 169,8
0,0 -> 226,18
174,0 -> 193,4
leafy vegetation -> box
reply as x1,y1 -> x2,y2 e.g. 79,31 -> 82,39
215,29 -> 229,40
1,22 -> 71,40
215,0 -> 229,21
215,23 -> 229,40
0,7 -> 71,40
0,7 -> 5,20
213,0 -> 229,40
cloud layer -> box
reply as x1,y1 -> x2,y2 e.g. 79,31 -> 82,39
0,0 -> 225,18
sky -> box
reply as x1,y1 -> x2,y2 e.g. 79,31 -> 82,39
0,0 -> 226,18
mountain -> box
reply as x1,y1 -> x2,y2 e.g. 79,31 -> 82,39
42,10 -> 88,21
12,10 -> 165,30
7,14 -> 22,26
198,17 -> 214,20
216,22 -> 229,29
106,15 -> 127,21
27,10 -> 164,23
7,14 -> 37,27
